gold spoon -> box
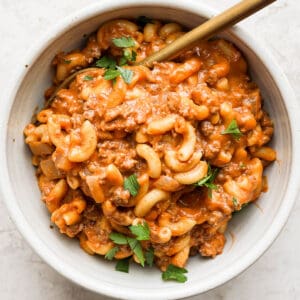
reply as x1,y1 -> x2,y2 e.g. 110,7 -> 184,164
46,0 -> 276,106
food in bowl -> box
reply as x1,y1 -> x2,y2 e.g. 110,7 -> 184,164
23,17 -> 276,282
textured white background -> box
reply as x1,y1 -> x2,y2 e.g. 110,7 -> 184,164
0,0 -> 299,299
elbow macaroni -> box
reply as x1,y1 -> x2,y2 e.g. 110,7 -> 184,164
24,17 -> 276,272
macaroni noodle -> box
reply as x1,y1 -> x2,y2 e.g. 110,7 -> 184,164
24,17 -> 276,272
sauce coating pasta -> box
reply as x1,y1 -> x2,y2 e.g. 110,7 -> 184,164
24,18 -> 276,274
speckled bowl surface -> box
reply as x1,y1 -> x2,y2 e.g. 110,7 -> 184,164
1,0 -> 299,299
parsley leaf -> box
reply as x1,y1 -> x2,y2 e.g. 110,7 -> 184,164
109,221 -> 149,268
128,237 -> 145,267
131,51 -> 137,62
124,174 -> 140,196
96,52 -> 133,84
112,37 -> 136,48
129,222 -> 150,241
145,247 -> 154,267
105,246 -> 119,260
136,16 -> 153,27
132,242 -> 145,267
120,49 -> 137,66
232,197 -> 239,209
221,119 -> 243,140
109,232 -> 128,245
63,59 -> 71,64
119,56 -> 128,66
83,75 -> 93,81
95,56 -> 117,69
115,258 -> 130,273
117,66 -> 134,84
108,232 -> 146,267
123,49 -> 132,60
195,164 -> 219,197
162,264 -> 188,283
104,69 -> 121,81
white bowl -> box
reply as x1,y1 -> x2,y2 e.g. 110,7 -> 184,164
1,0 -> 299,299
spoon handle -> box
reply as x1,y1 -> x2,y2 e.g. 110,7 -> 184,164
138,0 -> 276,67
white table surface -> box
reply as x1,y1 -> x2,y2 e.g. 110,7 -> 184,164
0,0 -> 299,299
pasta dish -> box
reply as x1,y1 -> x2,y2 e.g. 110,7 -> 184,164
24,17 -> 276,282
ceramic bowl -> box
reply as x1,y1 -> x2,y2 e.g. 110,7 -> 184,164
1,0 -> 299,299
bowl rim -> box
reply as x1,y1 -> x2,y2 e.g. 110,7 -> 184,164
1,0 -> 300,299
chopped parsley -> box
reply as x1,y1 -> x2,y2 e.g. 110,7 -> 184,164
112,36 -> 136,48
127,237 -> 145,266
108,221 -> 150,269
232,197 -> 239,209
131,50 -> 137,62
129,222 -> 150,241
96,55 -> 117,69
117,66 -> 134,84
103,67 -> 134,84
221,119 -> 243,140
103,69 -> 121,81
145,247 -> 154,267
109,232 -> 128,245
109,225 -> 189,281
124,174 -> 140,196
105,246 -> 119,260
63,59 -> 71,64
162,264 -> 188,283
195,164 -> 219,198
95,37 -> 135,84
119,56 -> 128,66
115,258 -> 130,273
83,75 -> 93,81
120,49 -> 137,66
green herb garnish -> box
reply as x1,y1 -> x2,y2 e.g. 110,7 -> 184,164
95,55 -> 117,69
232,197 -> 239,209
105,246 -> 119,260
136,16 -> 153,27
145,247 -> 154,267
127,237 -> 145,267
95,48 -> 134,84
83,75 -> 93,81
109,232 -> 128,245
221,119 -> 243,140
129,222 -> 150,241
124,174 -> 140,196
131,51 -> 137,62
115,258 -> 130,273
162,264 -> 188,283
103,69 -> 121,81
117,66 -> 134,84
63,59 -> 71,64
119,56 -> 128,66
120,49 -> 137,66
112,37 -> 136,48
103,67 -> 133,84
108,235 -> 145,267
195,164 -> 219,198
108,221 -> 150,269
